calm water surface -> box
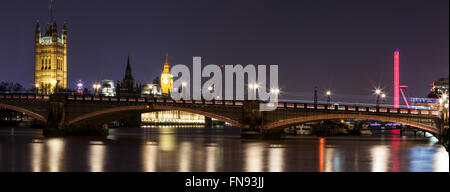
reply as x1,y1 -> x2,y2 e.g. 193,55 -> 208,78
0,126 -> 448,172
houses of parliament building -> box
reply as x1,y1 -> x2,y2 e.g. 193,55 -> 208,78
34,19 -> 68,95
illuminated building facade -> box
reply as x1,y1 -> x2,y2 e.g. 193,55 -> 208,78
428,78 -> 449,98
101,80 -> 116,96
141,110 -> 205,124
34,20 -> 67,94
160,53 -> 173,94
409,97 -> 440,110
141,83 -> 160,95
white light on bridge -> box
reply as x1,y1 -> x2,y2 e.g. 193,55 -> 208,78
375,89 -> 382,95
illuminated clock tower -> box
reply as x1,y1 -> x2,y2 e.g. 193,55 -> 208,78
160,53 -> 173,94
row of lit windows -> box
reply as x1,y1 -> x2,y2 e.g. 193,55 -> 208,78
40,56 -> 64,71
141,110 -> 205,123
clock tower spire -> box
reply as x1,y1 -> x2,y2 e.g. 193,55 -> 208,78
160,52 -> 173,94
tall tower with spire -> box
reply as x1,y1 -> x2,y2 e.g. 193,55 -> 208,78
122,56 -> 135,90
34,0 -> 67,94
160,53 -> 173,94
116,56 -> 141,96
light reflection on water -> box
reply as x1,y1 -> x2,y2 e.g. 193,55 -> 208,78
142,144 -> 158,172
30,143 -> 43,172
0,126 -> 448,172
47,138 -> 64,172
205,145 -> 217,172
178,142 -> 192,172
245,143 -> 264,172
268,146 -> 284,172
371,146 -> 389,172
89,142 -> 106,172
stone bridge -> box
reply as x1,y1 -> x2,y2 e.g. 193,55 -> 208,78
0,93 -> 445,138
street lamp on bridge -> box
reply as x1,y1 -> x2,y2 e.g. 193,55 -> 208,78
326,90 -> 332,104
35,84 -> 40,95
249,83 -> 259,100
93,83 -> 101,96
375,89 -> 382,107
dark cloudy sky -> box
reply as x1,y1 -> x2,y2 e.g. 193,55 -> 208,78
0,0 -> 448,102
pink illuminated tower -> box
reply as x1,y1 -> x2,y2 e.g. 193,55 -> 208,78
394,48 -> 400,108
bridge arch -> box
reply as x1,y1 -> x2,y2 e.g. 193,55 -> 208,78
264,113 -> 440,134
66,105 -> 242,128
0,103 -> 47,123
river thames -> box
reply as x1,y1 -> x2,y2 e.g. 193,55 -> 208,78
0,126 -> 448,172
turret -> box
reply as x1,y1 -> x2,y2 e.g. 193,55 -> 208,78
122,56 -> 135,90
35,21 -> 41,45
51,20 -> 58,42
62,21 -> 67,45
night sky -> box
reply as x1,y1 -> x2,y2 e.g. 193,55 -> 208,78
0,0 -> 448,102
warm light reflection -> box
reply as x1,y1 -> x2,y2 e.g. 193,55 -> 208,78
47,138 -> 65,172
325,147 -> 335,172
318,138 -> 325,172
178,142 -> 192,172
31,143 -> 43,172
89,143 -> 106,172
391,132 -> 401,172
205,146 -> 217,172
268,146 -> 284,172
142,144 -> 158,172
244,143 -> 264,172
433,147 -> 449,172
159,127 -> 176,151
371,146 -> 390,172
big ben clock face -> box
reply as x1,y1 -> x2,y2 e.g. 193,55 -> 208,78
162,78 -> 168,85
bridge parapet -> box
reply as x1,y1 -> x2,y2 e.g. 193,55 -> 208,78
1,93 -> 441,118
0,93 -> 443,136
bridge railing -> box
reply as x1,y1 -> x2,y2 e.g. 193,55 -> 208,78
0,93 -> 441,117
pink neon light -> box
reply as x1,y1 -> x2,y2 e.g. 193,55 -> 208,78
394,48 -> 400,108
400,88 -> 410,109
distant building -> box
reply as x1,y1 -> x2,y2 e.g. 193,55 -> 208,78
141,83 -> 160,95
34,19 -> 68,94
428,78 -> 449,98
409,97 -> 440,110
116,56 -> 141,96
101,80 -> 115,96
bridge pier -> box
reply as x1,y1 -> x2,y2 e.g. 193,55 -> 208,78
44,94 -> 109,136
44,94 -> 67,136
241,101 -> 264,139
205,116 -> 212,127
